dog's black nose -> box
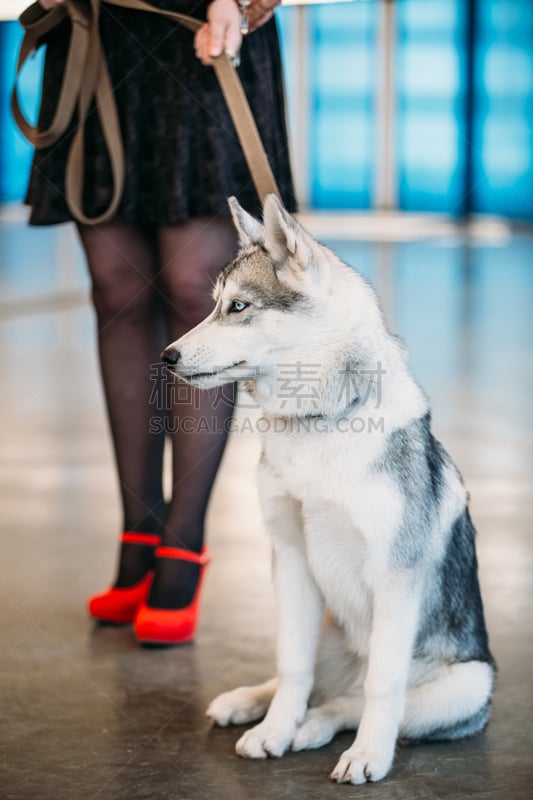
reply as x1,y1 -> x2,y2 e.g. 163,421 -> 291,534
161,346 -> 180,365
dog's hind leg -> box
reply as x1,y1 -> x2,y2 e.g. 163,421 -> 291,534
291,621 -> 365,752
292,659 -> 494,753
206,679 -> 277,727
400,660 -> 494,742
292,694 -> 363,751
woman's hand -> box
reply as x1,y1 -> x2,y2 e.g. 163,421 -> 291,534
195,0 -> 242,66
248,0 -> 281,34
38,0 -> 66,9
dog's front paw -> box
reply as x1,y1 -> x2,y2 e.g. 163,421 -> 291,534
330,745 -> 394,785
236,722 -> 294,759
206,686 -> 268,727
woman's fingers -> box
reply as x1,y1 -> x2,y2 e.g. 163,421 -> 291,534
194,25 -> 210,65
222,17 -> 242,60
38,0 -> 65,9
207,17 -> 228,60
194,0 -> 242,66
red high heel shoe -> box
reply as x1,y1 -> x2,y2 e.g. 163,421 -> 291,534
134,546 -> 210,644
87,532 -> 161,624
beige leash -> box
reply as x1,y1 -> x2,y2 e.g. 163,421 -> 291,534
12,0 -> 280,224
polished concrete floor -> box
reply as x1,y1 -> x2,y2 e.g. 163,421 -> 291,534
1,211 -> 532,799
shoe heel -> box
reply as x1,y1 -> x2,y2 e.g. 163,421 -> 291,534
134,546 -> 210,644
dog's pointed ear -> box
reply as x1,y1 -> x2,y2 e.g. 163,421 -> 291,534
228,196 -> 264,248
263,194 -> 300,261
263,194 -> 329,288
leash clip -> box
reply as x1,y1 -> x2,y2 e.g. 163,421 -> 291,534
238,0 -> 251,36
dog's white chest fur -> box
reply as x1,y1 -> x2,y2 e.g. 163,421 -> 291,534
261,423 -> 398,654
302,498 -> 374,655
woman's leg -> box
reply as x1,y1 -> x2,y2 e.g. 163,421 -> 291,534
149,217 -> 238,608
78,221 -> 167,587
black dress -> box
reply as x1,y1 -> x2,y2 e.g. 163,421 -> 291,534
25,0 -> 296,225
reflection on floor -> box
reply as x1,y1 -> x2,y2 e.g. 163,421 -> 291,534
1,212 -> 532,799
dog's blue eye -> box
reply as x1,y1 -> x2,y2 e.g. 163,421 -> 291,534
230,300 -> 248,313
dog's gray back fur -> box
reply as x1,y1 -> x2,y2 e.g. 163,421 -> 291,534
375,413 -> 492,665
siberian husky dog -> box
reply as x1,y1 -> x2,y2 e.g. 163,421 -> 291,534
162,195 -> 495,785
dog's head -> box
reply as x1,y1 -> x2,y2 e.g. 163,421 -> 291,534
162,195 -> 383,415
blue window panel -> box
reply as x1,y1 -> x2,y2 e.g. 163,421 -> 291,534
400,45 -> 461,99
400,114 -> 460,212
472,0 -> 533,218
399,0 -> 459,30
396,0 -> 466,214
481,117 -> 531,181
311,1 -> 376,38
0,22 -> 44,203
309,3 -> 378,209
483,44 -> 533,98
314,43 -> 374,98
488,0 -> 533,32
276,6 -> 300,134
314,110 -> 373,207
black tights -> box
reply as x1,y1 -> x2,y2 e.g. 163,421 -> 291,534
78,219 -> 237,608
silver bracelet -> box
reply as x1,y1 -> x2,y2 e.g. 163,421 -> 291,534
225,50 -> 241,68
238,0 -> 251,36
